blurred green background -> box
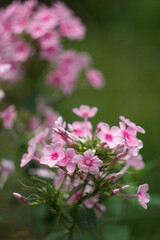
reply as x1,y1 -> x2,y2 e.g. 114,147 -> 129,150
0,0 -> 160,239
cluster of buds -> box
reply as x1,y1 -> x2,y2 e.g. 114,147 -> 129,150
0,0 -> 104,94
15,105 -> 150,215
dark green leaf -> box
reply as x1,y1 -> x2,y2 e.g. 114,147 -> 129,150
43,230 -> 69,240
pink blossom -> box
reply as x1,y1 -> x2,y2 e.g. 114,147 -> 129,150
86,69 -> 105,89
53,2 -> 73,21
40,142 -> 64,167
137,184 -> 150,209
27,21 -> 48,39
72,105 -> 98,119
120,116 -> 145,134
119,122 -> 139,149
97,123 -> 124,148
20,144 -> 37,167
57,148 -> 76,173
34,8 -> 58,29
13,40 -> 31,62
60,17 -> 86,40
0,105 -> 17,129
29,168 -> 55,179
28,128 -> 49,145
68,121 -> 92,138
0,159 -> 14,188
39,31 -> 60,49
125,153 -> 145,170
54,168 -> 66,188
40,44 -> 60,61
74,149 -> 103,175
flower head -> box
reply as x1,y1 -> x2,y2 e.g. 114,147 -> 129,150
74,149 -> 103,175
97,123 -> 124,148
57,148 -> 76,173
72,105 -> 98,119
0,105 -> 17,129
86,69 -> 105,89
137,184 -> 150,209
40,142 -> 64,167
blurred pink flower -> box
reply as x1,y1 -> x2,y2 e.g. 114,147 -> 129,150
72,105 -> 98,119
0,105 -> 17,129
137,184 -> 150,209
86,69 -> 105,89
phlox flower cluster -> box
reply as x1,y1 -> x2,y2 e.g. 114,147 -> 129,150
17,105 -> 150,213
0,1 -> 104,94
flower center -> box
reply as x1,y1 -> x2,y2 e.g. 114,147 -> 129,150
66,157 -> 71,162
51,152 -> 58,160
85,159 -> 91,165
123,131 -> 129,139
105,134 -> 112,141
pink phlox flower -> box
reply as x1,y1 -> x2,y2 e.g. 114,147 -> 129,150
0,105 -> 17,129
60,17 -> 86,40
86,69 -> 105,89
53,2 -> 73,21
40,142 -> 64,167
68,121 -> 92,138
20,144 -> 36,167
0,159 -> 14,188
120,116 -> 145,134
137,184 -> 150,209
13,40 -> 32,62
119,121 -> 139,149
72,105 -> 98,119
74,149 -> 103,175
57,148 -> 76,173
39,30 -> 60,49
29,167 -> 55,179
97,123 -> 124,149
124,152 -> 145,170
28,128 -> 49,145
1,62 -> 22,83
27,20 -> 49,39
33,7 -> 58,29
40,44 -> 61,61
55,116 -> 66,129
54,168 -> 66,188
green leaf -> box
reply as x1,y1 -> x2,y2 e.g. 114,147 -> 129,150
105,224 -> 130,240
43,230 -> 69,240
78,205 -> 98,236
